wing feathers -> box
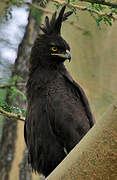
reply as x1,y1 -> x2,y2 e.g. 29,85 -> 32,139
59,67 -> 95,127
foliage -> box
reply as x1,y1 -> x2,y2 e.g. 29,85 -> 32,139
4,0 -> 117,28
0,88 -> 7,136
5,0 -> 25,20
9,0 -> 25,6
86,3 -> 114,27
54,0 -> 76,13
42,0 -> 48,5
7,75 -> 26,102
0,75 -> 26,120
31,8 -> 42,22
0,99 -> 26,116
8,86 -> 26,101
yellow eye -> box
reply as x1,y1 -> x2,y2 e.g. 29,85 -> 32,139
51,47 -> 57,51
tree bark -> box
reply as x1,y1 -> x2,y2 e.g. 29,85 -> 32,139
0,0 -> 9,19
18,11 -> 39,180
0,12 -> 30,180
0,3 -> 40,180
46,103 -> 117,180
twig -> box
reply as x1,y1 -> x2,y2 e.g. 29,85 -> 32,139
51,0 -> 117,20
20,2 -> 52,14
17,1 -> 89,32
20,0 -> 117,9
0,107 -> 25,122
0,83 -> 26,89
16,0 -> 117,32
19,1 -> 117,21
79,0 -> 117,9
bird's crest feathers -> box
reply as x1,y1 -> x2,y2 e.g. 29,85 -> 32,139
40,6 -> 73,35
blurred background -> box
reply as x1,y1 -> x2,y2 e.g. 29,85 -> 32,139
0,0 -> 117,180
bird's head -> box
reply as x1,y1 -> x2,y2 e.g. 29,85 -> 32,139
32,6 -> 73,66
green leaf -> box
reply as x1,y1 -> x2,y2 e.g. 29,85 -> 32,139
8,86 -> 26,102
0,98 -> 26,116
42,0 -> 48,5
8,75 -> 24,84
67,5 -> 76,14
103,15 -> 112,26
31,8 -> 42,22
21,109 -> 26,116
54,3 -> 61,9
70,0 -> 76,3
95,16 -> 103,26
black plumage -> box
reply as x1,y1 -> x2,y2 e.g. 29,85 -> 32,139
24,6 -> 95,178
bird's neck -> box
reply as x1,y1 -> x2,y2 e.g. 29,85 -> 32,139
29,56 -> 63,73
28,57 -> 66,86
26,58 -> 67,99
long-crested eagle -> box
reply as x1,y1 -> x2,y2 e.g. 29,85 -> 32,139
24,5 -> 95,179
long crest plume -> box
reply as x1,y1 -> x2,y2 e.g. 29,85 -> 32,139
40,6 -> 73,35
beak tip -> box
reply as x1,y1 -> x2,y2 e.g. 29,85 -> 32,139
67,53 -> 71,62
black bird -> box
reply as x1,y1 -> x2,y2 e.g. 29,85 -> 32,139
24,6 -> 95,178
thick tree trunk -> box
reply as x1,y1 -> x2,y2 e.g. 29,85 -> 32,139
0,11 -> 31,180
0,3 -> 40,180
47,102 -> 117,180
17,11 -> 39,180
0,116 -> 17,180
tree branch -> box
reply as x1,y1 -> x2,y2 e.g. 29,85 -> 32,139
19,1 -> 117,22
0,107 -> 25,122
23,2 -> 52,14
16,1 -> 117,34
79,0 -> 117,8
15,1 -> 89,33
51,0 -> 117,20
23,0 -> 117,9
